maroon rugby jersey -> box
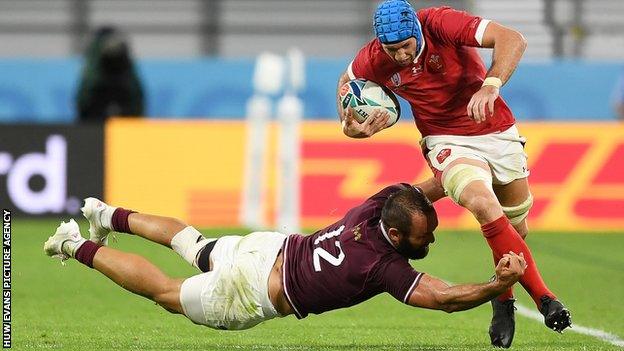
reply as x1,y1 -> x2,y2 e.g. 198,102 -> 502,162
282,183 -> 423,319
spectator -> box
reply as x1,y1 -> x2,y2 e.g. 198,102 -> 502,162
76,26 -> 144,121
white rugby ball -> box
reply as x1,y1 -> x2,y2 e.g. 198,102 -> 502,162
339,79 -> 401,126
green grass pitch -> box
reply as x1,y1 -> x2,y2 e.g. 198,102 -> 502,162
12,219 -> 624,350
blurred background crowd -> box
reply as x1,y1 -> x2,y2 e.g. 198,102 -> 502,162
1,0 -> 624,122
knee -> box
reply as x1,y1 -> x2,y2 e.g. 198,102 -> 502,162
153,280 -> 183,314
170,219 -> 188,234
461,193 -> 501,220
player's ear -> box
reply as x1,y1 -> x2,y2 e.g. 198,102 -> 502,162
387,227 -> 402,247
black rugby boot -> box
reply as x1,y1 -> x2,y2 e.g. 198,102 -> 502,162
489,298 -> 516,348
540,296 -> 572,333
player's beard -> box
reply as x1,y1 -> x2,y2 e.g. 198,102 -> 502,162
397,236 -> 429,260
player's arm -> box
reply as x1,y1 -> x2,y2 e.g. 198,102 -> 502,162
407,252 -> 526,313
413,177 -> 446,203
467,21 -> 527,123
337,70 -> 390,138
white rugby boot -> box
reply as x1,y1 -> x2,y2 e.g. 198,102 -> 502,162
44,219 -> 86,263
81,197 -> 116,245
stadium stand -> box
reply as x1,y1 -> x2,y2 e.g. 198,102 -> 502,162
2,0 -> 622,59
0,0 -> 622,121
473,0 -> 554,58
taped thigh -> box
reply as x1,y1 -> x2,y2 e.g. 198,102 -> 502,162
442,164 -> 493,204
171,226 -> 216,267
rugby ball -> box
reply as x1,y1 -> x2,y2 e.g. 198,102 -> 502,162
339,79 -> 401,126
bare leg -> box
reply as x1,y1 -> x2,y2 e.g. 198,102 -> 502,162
122,211 -> 212,271
92,246 -> 184,314
126,213 -> 187,248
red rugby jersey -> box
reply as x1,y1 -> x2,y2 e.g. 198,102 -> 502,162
349,6 -> 515,137
281,184 -> 423,319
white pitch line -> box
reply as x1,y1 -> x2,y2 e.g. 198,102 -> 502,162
514,302 -> 624,348
445,280 -> 624,348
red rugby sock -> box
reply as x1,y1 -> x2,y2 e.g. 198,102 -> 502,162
482,215 -> 555,307
111,208 -> 136,234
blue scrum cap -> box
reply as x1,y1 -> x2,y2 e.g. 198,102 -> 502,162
373,0 -> 423,47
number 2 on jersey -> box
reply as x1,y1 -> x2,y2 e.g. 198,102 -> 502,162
313,225 -> 346,272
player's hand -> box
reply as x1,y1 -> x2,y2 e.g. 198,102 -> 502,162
341,108 -> 389,138
494,251 -> 527,287
467,85 -> 499,124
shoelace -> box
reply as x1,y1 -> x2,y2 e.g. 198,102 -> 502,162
51,253 -> 69,266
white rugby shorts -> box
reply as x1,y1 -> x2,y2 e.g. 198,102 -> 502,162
179,231 -> 286,330
421,125 -> 529,185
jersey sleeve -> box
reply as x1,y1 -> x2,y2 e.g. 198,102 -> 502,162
348,40 -> 382,82
373,256 -> 424,304
420,6 -> 486,47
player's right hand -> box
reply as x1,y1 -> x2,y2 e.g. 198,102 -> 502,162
494,251 -> 527,287
341,107 -> 389,138
467,85 -> 499,124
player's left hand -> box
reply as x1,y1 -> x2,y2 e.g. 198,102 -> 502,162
467,85 -> 499,124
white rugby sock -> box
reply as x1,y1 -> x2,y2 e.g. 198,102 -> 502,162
61,238 -> 87,257
100,206 -> 117,230
171,226 -> 216,268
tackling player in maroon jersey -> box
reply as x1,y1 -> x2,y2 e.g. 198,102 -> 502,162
336,0 -> 571,347
45,184 -> 525,341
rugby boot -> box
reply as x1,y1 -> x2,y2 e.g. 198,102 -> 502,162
44,219 -> 86,263
489,298 -> 516,348
81,197 -> 116,245
540,296 -> 572,333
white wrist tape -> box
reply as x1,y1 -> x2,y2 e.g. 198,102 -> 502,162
482,77 -> 502,89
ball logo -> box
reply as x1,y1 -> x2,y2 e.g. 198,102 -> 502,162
0,135 -> 74,214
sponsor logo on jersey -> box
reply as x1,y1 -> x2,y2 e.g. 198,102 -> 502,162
412,64 -> 423,75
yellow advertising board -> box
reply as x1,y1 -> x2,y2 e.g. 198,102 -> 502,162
106,119 -> 624,231
105,119 -> 246,225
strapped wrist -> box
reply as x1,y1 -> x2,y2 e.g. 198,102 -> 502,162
482,77 -> 502,89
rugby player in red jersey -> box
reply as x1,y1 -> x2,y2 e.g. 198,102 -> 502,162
336,0 -> 571,347
45,184 -> 525,340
